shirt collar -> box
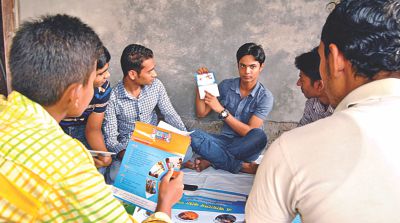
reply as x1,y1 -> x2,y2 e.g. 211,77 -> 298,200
117,80 -> 154,100
116,81 -> 130,99
4,91 -> 60,127
230,78 -> 261,97
312,98 -> 332,113
117,81 -> 139,100
97,80 -> 110,93
335,78 -> 400,112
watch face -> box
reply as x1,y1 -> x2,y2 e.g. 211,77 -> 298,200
221,109 -> 229,118
219,109 -> 229,119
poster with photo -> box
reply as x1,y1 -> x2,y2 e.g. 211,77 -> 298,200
171,188 -> 247,222
132,188 -> 246,222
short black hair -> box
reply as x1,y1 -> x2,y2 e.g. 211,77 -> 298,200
321,0 -> 400,79
97,46 -> 111,70
10,14 -> 102,106
236,43 -> 266,65
120,44 -> 153,77
295,47 -> 321,82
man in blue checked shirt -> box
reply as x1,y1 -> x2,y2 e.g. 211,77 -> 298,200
103,44 -> 190,184
188,43 -> 274,174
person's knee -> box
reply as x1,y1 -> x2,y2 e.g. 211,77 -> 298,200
190,130 -> 205,152
247,128 -> 267,145
248,128 -> 267,138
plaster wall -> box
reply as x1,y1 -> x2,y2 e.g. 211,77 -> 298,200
19,0 -> 332,122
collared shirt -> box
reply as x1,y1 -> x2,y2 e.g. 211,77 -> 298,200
60,80 -> 112,126
218,78 -> 274,138
298,97 -> 334,126
103,79 -> 186,154
0,91 -> 171,223
246,78 -> 400,223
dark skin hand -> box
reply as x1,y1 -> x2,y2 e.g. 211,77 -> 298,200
156,169 -> 184,216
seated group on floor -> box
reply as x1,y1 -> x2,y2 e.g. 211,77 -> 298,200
62,42 -> 332,180
2,0 -> 400,222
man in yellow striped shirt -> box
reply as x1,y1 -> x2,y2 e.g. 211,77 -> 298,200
0,14 -> 182,223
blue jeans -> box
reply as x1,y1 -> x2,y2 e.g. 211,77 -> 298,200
190,128 -> 267,173
62,125 -> 107,175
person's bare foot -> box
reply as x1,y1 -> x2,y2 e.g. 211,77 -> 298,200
240,162 -> 259,174
183,160 -> 196,170
194,158 -> 211,172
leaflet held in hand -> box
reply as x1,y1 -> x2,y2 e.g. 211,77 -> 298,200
112,122 -> 191,212
196,72 -> 220,99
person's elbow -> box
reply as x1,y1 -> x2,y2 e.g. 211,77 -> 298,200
196,108 -> 209,118
196,111 -> 208,118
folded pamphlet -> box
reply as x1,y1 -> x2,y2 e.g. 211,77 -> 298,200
196,72 -> 220,99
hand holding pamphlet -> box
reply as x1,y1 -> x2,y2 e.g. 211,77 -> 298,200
112,122 -> 191,212
196,72 -> 220,99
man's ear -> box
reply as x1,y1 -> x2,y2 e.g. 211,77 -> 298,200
328,43 -> 346,78
260,63 -> 265,72
128,70 -> 138,80
314,79 -> 325,92
61,83 -> 83,109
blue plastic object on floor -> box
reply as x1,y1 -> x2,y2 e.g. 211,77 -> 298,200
292,214 -> 302,223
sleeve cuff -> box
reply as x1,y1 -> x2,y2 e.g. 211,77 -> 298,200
110,144 -> 126,154
143,212 -> 172,223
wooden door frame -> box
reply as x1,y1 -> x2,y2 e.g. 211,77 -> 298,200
1,0 -> 17,95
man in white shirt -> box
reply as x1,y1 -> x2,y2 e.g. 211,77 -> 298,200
246,0 -> 400,222
295,48 -> 333,126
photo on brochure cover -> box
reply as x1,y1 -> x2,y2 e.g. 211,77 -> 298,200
148,161 -> 165,178
145,178 -> 157,195
165,156 -> 183,169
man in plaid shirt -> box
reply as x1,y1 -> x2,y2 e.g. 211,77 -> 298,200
295,47 -> 333,127
103,44 -> 190,184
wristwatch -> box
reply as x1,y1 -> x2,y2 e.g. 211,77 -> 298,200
218,108 -> 229,120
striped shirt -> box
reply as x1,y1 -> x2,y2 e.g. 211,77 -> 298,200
60,80 -> 112,126
298,97 -> 334,127
0,91 -> 171,223
103,79 -> 186,154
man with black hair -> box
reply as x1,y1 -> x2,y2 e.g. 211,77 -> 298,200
295,47 -> 333,126
60,46 -> 113,173
0,14 -> 182,222
103,44 -> 189,184
246,0 -> 400,222
189,42 -> 274,174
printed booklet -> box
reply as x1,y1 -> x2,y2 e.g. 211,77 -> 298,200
196,72 -> 220,99
112,121 -> 191,212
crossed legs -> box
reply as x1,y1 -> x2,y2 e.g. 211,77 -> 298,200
189,129 -> 267,174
